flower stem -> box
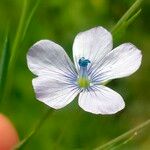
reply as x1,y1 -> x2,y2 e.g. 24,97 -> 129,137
94,119 -> 150,150
110,132 -> 138,150
14,109 -> 53,150
111,0 -> 143,35
124,9 -> 142,27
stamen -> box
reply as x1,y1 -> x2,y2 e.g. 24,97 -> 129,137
79,57 -> 91,67
78,57 -> 91,88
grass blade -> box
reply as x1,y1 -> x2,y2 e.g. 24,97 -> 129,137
1,0 -> 28,102
0,36 -> 10,101
10,0 -> 28,66
22,0 -> 41,40
2,0 -> 40,102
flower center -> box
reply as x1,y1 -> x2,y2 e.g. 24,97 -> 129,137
77,57 -> 91,88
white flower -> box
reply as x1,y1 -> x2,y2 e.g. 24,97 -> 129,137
27,26 -> 142,115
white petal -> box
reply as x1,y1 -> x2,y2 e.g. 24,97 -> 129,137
32,76 -> 80,109
90,43 -> 142,83
78,85 -> 125,114
27,40 -> 77,79
73,26 -> 113,71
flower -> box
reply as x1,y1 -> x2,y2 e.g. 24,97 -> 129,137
27,26 -> 142,114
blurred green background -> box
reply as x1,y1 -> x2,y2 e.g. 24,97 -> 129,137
0,0 -> 150,149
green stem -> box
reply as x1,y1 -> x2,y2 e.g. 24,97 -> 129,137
2,0 -> 40,102
110,132 -> 138,150
10,0 -> 28,66
2,0 -> 28,102
124,9 -> 142,27
111,0 -> 142,34
22,0 -> 41,40
94,119 -> 150,150
0,36 -> 10,101
14,109 -> 53,150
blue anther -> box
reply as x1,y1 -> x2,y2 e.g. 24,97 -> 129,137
79,57 -> 91,67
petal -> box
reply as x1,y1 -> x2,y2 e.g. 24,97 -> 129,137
27,40 -> 77,79
78,85 -> 125,114
32,76 -> 80,109
73,26 -> 113,71
90,43 -> 142,83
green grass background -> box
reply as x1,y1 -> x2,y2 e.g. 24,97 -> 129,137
0,0 -> 150,149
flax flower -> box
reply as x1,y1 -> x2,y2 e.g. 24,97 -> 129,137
27,26 -> 142,114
